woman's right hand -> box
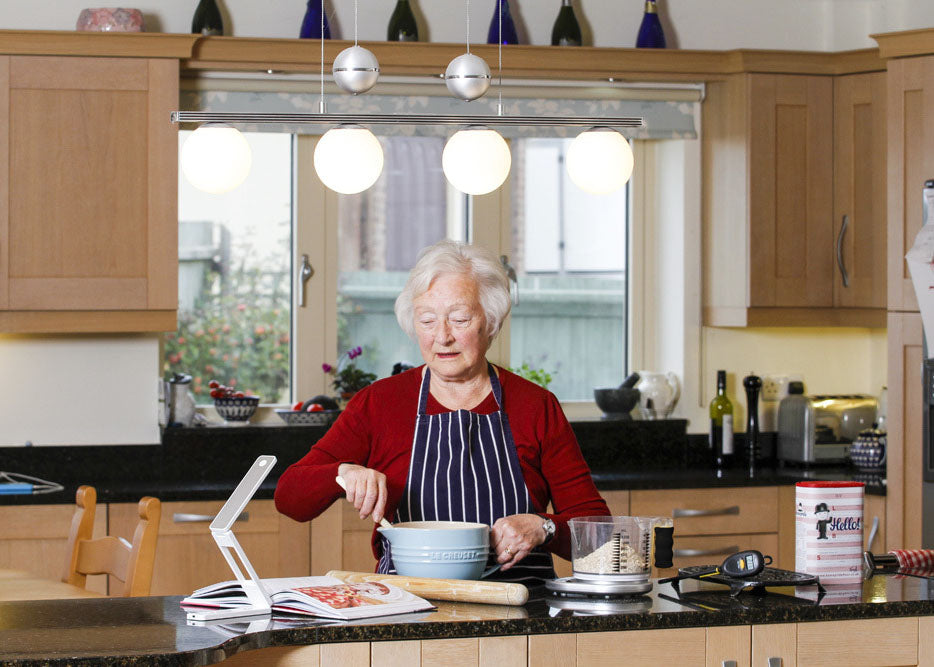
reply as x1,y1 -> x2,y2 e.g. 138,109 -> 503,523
337,463 -> 388,524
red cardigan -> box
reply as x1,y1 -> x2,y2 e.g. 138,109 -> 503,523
274,365 -> 609,561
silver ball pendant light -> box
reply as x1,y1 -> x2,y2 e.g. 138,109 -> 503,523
333,46 -> 380,95
444,0 -> 491,102
332,1 -> 379,95
313,0 -> 384,194
445,54 -> 491,102
441,0 -> 509,195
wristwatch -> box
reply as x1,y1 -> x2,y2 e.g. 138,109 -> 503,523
540,516 -> 556,544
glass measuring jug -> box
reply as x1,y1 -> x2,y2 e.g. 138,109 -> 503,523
568,515 -> 671,581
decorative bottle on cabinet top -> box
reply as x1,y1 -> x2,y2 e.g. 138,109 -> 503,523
300,0 -> 331,39
487,0 -> 519,45
551,0 -> 582,47
191,0 -> 223,36
388,0 -> 418,42
635,0 -> 666,48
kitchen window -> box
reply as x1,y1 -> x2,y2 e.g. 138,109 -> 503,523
168,132 -> 633,408
168,131 -> 293,404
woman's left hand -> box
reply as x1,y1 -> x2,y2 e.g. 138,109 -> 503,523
491,513 -> 547,571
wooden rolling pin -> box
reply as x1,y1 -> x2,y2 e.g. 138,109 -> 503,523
325,570 -> 529,606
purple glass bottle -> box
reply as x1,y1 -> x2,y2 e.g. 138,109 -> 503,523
635,0 -> 666,48
487,0 -> 519,45
300,0 -> 331,39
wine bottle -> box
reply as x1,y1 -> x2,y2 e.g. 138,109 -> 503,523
487,0 -> 519,45
299,0 -> 331,40
709,370 -> 734,470
388,0 -> 418,42
635,0 -> 666,49
551,0 -> 582,47
191,0 -> 223,36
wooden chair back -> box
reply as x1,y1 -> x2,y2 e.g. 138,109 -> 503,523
62,485 -> 162,596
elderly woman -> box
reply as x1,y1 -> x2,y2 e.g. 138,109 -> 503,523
275,240 -> 608,583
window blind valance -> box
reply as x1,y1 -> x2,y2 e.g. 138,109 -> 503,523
180,77 -> 698,140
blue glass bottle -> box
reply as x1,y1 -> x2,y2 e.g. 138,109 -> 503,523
300,0 -> 331,39
487,0 -> 519,45
635,0 -> 666,48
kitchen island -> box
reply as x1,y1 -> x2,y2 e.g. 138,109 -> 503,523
0,574 -> 931,666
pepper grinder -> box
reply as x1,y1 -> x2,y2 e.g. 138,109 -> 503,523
743,373 -> 762,475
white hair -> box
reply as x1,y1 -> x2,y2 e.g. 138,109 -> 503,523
395,240 -> 511,341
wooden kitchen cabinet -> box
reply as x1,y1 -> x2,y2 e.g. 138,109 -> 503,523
833,71 -> 887,310
0,54 -> 179,333
108,498 -> 309,596
886,54 -> 934,313
886,311 -> 924,551
703,72 -> 886,327
0,502 -> 107,594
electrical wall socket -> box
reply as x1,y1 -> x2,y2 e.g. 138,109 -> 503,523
761,374 -> 803,402
761,377 -> 783,401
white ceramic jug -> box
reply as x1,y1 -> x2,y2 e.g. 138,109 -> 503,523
635,371 -> 680,420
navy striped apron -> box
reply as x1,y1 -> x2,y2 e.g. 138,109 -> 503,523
377,364 -> 556,585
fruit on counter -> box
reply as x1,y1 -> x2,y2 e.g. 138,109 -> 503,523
302,395 -> 340,411
306,403 -> 324,412
292,401 -> 304,411
208,381 -> 255,399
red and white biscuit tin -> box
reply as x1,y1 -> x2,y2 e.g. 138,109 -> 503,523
795,481 -> 865,584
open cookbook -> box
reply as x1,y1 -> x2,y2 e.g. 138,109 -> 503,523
181,576 -> 435,621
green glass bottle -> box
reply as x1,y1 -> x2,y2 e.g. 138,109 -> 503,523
551,0 -> 582,47
709,370 -> 734,469
388,0 -> 419,42
191,0 -> 223,36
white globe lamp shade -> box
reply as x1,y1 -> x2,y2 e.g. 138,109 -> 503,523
441,127 -> 511,196
313,126 -> 384,194
180,124 -> 252,194
566,128 -> 634,195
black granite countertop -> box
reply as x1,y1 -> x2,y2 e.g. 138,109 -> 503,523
0,419 -> 884,506
0,574 -> 929,666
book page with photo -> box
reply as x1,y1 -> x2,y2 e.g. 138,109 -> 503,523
181,576 -> 434,621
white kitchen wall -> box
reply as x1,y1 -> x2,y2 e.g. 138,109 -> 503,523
698,327 -> 889,429
0,0 -> 931,51
0,335 -> 161,446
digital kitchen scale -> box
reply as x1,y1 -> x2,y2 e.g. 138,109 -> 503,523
546,576 -> 653,598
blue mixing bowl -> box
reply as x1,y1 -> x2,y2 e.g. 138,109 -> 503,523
378,521 -> 492,580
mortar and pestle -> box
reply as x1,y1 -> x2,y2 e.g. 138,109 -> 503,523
593,372 -> 641,420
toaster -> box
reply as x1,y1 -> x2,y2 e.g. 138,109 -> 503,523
777,389 -> 879,464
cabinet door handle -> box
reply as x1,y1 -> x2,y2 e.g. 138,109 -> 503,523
674,545 -> 740,558
297,254 -> 315,308
722,661 -> 738,667
768,658 -> 783,667
836,214 -> 850,288
173,512 -> 249,523
672,505 -> 739,518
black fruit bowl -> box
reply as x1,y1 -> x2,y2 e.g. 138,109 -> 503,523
593,387 -> 640,420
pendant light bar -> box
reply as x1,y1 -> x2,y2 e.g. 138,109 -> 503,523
171,110 -> 643,129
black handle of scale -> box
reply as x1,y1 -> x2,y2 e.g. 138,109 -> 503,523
654,526 -> 674,568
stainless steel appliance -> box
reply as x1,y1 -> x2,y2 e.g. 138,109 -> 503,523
925,179 -> 934,548
777,385 -> 879,464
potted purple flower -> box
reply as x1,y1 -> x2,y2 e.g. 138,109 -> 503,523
323,346 -> 377,402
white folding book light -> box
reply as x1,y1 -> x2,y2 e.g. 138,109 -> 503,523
186,454 -> 276,621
